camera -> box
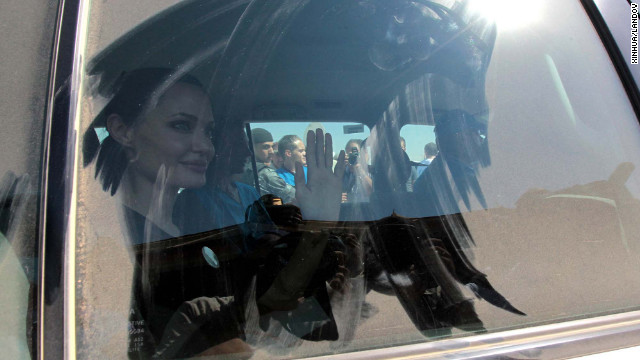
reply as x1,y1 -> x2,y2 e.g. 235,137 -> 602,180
348,146 -> 359,165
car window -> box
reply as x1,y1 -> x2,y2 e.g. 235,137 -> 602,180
74,0 -> 640,359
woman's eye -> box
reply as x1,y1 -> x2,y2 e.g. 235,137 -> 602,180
170,120 -> 192,132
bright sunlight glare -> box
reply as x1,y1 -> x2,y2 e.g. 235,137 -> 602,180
466,0 -> 544,31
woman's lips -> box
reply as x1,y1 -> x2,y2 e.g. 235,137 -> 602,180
180,161 -> 208,173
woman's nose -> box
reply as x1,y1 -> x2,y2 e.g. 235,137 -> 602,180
193,131 -> 214,155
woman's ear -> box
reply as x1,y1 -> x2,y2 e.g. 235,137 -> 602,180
106,114 -> 134,147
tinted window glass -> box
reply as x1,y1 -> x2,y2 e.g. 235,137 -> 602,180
75,0 -> 640,358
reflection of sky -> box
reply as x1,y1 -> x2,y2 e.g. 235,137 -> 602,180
400,124 -> 436,161
95,127 -> 109,142
251,122 -> 436,161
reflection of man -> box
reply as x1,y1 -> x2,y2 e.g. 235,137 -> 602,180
243,128 -> 297,203
252,128 -> 275,166
342,139 -> 372,202
276,135 -> 307,186
413,110 -> 488,215
241,128 -> 273,184
401,136 -> 419,192
416,142 -> 437,177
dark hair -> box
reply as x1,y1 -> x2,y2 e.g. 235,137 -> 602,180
83,68 -> 205,195
207,121 -> 250,183
251,128 -> 273,144
424,142 -> 437,156
277,134 -> 302,155
434,110 -> 490,167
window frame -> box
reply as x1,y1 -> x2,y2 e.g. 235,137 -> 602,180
39,0 -> 83,359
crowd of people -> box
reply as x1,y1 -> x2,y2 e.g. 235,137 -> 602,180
237,127 -> 439,210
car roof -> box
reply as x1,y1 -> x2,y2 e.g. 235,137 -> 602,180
88,0 -> 494,127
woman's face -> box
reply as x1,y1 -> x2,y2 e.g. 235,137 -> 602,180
129,82 -> 215,189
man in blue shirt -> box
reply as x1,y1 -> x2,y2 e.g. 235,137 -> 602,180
276,134 -> 307,186
240,128 -> 297,203
416,142 -> 437,177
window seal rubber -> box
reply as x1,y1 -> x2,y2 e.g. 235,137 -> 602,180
38,0 -> 83,359
581,0 -> 640,121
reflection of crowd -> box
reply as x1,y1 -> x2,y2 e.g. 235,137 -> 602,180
239,130 -> 439,205
241,128 -> 297,204
236,127 -> 451,207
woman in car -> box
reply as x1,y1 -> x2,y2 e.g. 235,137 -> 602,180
83,68 -> 249,358
173,123 -> 260,235
86,69 -> 215,241
83,68 -> 348,358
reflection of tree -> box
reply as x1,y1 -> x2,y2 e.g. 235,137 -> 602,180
513,162 -> 640,255
461,162 -> 640,326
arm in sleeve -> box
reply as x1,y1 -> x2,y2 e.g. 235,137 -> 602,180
258,168 -> 296,204
152,296 -> 245,359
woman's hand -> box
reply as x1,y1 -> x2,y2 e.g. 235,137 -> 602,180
295,129 -> 345,221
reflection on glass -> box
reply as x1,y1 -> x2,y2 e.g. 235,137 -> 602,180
75,0 -> 640,358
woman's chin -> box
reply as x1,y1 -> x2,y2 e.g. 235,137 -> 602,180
173,175 -> 207,190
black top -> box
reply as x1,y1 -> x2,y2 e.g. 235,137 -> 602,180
123,207 -> 247,359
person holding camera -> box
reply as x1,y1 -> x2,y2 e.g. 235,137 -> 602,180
342,139 -> 373,203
